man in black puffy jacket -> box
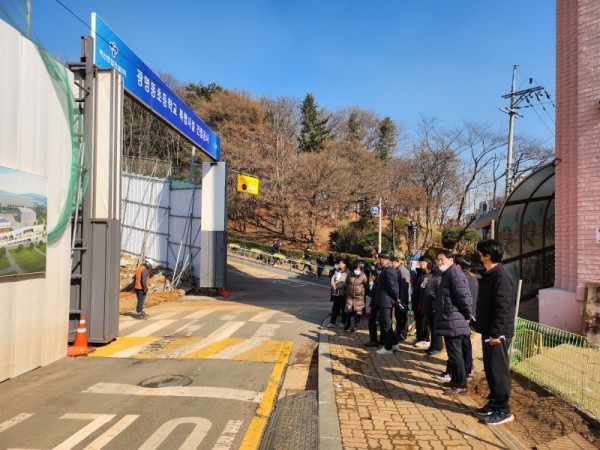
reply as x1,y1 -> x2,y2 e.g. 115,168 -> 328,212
473,239 -> 516,426
373,252 -> 400,355
434,250 -> 473,396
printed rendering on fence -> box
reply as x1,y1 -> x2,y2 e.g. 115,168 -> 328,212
0,166 -> 48,277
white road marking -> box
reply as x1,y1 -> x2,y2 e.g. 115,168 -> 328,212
147,311 -> 182,320
54,414 -> 115,450
0,413 -> 33,434
210,323 -> 280,359
109,341 -> 159,359
173,321 -> 204,336
139,417 -> 211,450
248,311 -> 277,323
83,383 -> 262,403
82,415 -> 139,450
157,321 -> 246,359
184,310 -> 214,320
213,420 -> 243,450
125,320 -> 177,337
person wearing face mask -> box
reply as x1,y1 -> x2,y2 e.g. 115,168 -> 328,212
326,259 -> 351,328
372,252 -> 400,355
434,250 -> 474,396
344,262 -> 369,331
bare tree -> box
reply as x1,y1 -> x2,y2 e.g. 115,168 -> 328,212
259,96 -> 300,237
411,117 -> 462,248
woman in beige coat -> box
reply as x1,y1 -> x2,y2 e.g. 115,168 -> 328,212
344,261 -> 369,331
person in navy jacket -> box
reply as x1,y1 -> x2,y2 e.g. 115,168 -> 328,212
373,252 -> 400,355
434,251 -> 473,395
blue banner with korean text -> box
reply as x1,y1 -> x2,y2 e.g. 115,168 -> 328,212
91,13 -> 220,161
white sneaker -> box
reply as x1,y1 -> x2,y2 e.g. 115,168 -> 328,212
415,341 -> 430,348
434,373 -> 452,382
325,323 -> 336,328
392,344 -> 400,351
376,347 -> 394,355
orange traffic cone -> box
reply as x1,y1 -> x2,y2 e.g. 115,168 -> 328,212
217,287 -> 230,298
67,314 -> 95,357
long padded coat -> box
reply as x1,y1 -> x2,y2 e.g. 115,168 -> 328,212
345,272 -> 369,314
433,264 -> 473,337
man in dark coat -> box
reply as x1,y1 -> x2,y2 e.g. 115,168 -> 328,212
473,239 -> 516,426
391,255 -> 411,341
434,251 -> 473,395
373,252 -> 400,355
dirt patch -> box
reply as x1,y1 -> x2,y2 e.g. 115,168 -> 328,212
118,254 -> 190,314
467,372 -> 600,448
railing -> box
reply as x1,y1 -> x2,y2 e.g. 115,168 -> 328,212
227,243 -> 334,281
511,318 -> 600,418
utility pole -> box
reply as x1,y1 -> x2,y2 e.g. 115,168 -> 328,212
500,65 -> 545,197
505,65 -> 517,197
26,0 -> 31,39
378,197 -> 382,254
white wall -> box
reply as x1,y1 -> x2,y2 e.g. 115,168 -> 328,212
121,174 -> 202,281
0,20 -> 73,381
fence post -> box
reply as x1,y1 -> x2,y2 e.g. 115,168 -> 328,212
509,279 -> 523,368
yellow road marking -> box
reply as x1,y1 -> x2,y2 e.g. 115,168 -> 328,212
233,340 -> 290,363
89,337 -> 159,357
135,336 -> 203,359
239,341 -> 293,450
183,338 -> 245,359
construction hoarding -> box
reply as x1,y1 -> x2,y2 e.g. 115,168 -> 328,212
0,20 -> 73,381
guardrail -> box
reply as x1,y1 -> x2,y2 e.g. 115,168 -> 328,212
227,243 -> 334,280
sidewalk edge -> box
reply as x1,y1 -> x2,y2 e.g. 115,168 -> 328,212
318,318 -> 343,450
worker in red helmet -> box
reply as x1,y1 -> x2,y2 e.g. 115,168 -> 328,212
134,259 -> 153,319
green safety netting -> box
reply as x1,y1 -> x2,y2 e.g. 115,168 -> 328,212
0,1 -> 89,244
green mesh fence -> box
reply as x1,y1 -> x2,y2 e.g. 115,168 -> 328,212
511,318 -> 600,418
0,1 -> 89,244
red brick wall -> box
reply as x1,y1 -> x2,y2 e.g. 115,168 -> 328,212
556,0 -> 600,298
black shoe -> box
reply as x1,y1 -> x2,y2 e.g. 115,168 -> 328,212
474,402 -> 495,417
427,349 -> 442,356
444,387 -> 467,396
351,326 -> 357,332
483,410 -> 514,425
365,342 -> 379,347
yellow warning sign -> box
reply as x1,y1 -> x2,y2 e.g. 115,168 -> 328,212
237,174 -> 259,195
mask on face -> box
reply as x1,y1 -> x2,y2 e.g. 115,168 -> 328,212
334,264 -> 339,270
353,270 -> 361,276
438,264 -> 449,273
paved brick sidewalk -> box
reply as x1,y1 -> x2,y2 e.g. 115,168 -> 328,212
327,328 -> 510,450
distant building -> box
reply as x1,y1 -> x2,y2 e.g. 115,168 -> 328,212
0,217 -> 10,233
16,207 -> 35,226
0,193 -> 35,209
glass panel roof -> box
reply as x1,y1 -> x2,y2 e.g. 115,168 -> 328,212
507,165 -> 554,202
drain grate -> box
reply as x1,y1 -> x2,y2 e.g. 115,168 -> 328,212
139,375 -> 192,388
259,390 -> 318,450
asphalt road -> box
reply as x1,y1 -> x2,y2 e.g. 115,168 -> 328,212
0,259 -> 330,449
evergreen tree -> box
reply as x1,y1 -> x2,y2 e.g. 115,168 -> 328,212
298,93 -> 333,153
348,111 -> 362,142
375,117 -> 397,162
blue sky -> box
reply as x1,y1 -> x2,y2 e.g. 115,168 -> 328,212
20,0 -> 555,144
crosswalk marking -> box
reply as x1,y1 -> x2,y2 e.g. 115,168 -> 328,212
210,323 -> 279,360
90,337 -> 160,358
183,337 -> 245,359
126,320 -> 177,337
156,322 -> 246,359
135,336 -> 203,359
248,311 -> 277,323
233,340 -> 292,363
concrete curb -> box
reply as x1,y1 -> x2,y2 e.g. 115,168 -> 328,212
318,318 -> 343,450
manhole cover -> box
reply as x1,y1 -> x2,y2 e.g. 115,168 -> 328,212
139,375 -> 192,388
